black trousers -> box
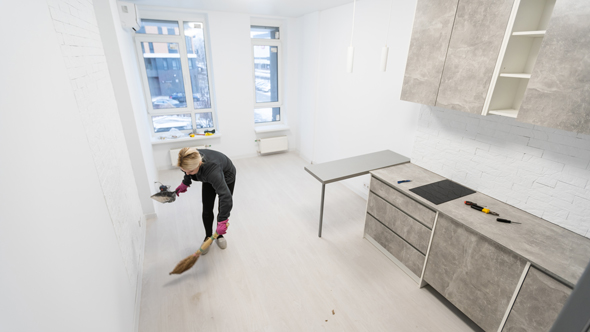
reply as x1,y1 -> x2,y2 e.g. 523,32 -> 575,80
202,180 -> 235,238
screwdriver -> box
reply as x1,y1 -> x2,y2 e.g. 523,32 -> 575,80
497,218 -> 521,224
464,201 -> 500,216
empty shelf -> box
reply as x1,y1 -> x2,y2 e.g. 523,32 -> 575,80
489,109 -> 518,118
500,73 -> 531,79
512,30 -> 546,37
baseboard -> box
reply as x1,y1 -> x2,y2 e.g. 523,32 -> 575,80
144,213 -> 157,221
134,215 -> 147,332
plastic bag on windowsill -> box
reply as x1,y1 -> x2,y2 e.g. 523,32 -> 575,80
159,128 -> 187,140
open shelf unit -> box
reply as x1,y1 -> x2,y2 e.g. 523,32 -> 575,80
482,0 -> 556,117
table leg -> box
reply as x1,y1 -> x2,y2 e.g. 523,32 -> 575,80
318,183 -> 325,238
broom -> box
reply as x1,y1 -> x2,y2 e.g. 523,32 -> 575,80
169,223 -> 229,275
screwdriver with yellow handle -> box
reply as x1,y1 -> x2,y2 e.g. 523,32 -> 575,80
464,201 -> 500,216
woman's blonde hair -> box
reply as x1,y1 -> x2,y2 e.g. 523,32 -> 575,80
177,147 -> 202,171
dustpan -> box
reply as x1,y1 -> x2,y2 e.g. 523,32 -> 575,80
150,183 -> 176,204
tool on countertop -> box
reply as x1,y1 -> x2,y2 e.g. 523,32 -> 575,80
496,218 -> 521,224
464,201 -> 500,216
397,180 -> 411,184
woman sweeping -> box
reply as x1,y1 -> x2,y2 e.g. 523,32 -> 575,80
175,147 -> 236,254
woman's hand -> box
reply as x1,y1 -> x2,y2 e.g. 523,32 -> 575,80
175,183 -> 189,196
216,219 -> 229,235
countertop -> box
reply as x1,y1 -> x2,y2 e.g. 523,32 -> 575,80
371,163 -> 590,287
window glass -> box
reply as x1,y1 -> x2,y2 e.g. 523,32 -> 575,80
152,114 -> 192,133
250,26 -> 279,39
254,107 -> 280,123
253,45 -> 279,103
141,42 -> 186,109
184,22 -> 212,109
136,19 -> 180,35
195,112 -> 214,129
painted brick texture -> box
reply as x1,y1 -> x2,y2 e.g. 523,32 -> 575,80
47,0 -> 143,288
413,105 -> 590,238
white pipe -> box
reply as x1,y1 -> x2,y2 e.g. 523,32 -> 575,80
348,0 -> 356,73
347,46 -> 355,73
380,46 -> 389,72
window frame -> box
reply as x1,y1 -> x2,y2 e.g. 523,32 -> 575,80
251,21 -> 284,127
134,16 -> 217,137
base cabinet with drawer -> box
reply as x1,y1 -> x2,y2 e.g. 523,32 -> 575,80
363,164 -> 587,331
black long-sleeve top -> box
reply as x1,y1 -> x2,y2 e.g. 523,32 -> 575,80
181,149 -> 236,221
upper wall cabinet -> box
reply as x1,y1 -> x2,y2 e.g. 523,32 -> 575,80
400,0 -> 459,106
436,0 -> 515,114
401,0 -> 590,135
515,0 -> 590,134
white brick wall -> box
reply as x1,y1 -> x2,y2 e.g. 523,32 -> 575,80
47,0 -> 144,288
413,105 -> 590,238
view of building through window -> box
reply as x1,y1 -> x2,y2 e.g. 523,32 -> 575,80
252,25 -> 281,124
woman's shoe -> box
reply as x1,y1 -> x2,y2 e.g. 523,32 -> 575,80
217,236 -> 227,249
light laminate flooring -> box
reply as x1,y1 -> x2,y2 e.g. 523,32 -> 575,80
139,152 -> 481,332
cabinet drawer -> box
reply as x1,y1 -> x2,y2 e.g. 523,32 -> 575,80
367,192 -> 431,254
370,176 -> 436,228
503,267 -> 571,332
365,214 -> 425,278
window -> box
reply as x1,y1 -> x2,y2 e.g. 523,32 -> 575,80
135,19 -> 216,136
251,25 -> 282,124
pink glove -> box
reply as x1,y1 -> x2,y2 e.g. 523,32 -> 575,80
175,183 -> 189,197
216,219 -> 229,235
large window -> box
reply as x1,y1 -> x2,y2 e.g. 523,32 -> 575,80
251,25 -> 282,124
135,19 -> 216,136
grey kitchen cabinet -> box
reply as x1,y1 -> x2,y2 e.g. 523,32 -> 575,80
435,0 -> 516,114
364,214 -> 425,278
423,213 -> 528,332
516,0 -> 590,135
367,192 -> 431,254
502,267 -> 572,332
400,0 -> 458,106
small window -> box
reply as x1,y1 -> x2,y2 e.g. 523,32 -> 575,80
250,26 -> 279,39
136,19 -> 180,35
151,114 -> 192,133
254,107 -> 280,123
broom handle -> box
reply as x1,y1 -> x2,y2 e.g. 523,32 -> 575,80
194,223 -> 229,255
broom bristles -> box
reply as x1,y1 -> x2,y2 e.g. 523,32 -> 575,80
169,252 -> 201,275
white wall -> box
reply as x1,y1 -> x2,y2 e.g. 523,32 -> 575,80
0,0 -> 140,331
295,0 -> 422,198
133,7 -> 300,171
413,105 -> 590,238
94,0 -> 158,218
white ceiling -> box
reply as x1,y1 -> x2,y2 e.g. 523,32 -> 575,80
128,0 -> 355,18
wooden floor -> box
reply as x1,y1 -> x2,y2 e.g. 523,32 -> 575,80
139,152 -> 481,332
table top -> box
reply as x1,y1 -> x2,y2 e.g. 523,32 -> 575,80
304,150 -> 410,184
371,163 -> 590,287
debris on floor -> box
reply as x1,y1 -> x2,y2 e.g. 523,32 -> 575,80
332,309 -> 335,315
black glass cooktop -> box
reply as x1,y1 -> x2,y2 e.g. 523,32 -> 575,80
409,179 -> 475,205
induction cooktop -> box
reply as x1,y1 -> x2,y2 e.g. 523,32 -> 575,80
409,179 -> 475,205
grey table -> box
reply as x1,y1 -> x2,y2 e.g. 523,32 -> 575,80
304,150 -> 410,237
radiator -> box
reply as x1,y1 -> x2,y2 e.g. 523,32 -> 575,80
258,136 -> 288,155
170,146 -> 207,167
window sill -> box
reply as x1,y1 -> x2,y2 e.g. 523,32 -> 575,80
254,124 -> 290,134
151,134 -> 221,145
